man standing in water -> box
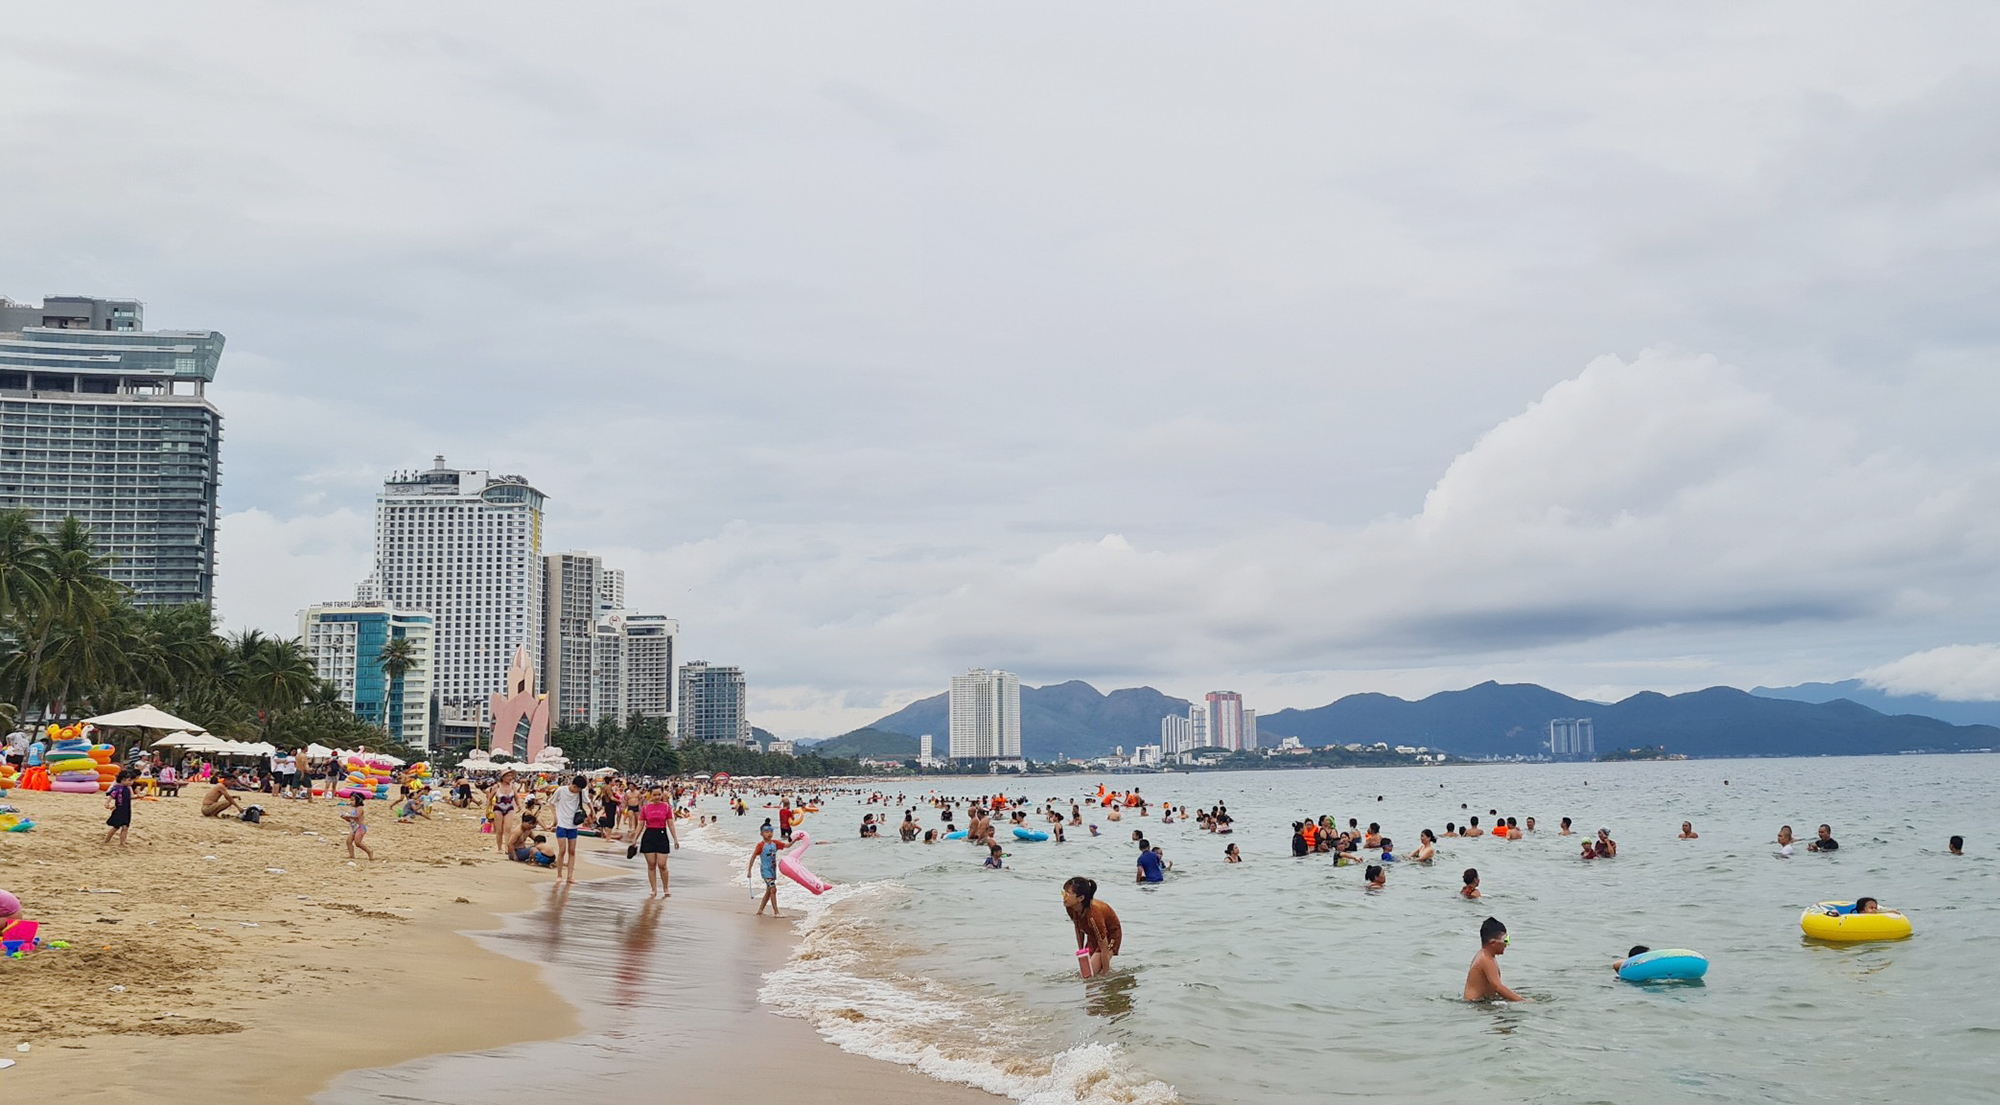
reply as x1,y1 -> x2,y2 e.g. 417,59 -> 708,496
1464,917 -> 1524,1002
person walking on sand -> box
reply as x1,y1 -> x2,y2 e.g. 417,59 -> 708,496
1063,876 -> 1122,978
1464,917 -> 1523,1002
748,825 -> 783,917
552,774 -> 587,885
489,770 -> 522,856
639,787 -> 680,898
343,793 -> 375,860
103,768 -> 135,845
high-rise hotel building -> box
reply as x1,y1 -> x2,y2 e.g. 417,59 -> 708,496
544,551 -> 678,728
679,661 -> 751,746
948,668 -> 1022,762
373,458 -> 545,726
0,295 -> 223,606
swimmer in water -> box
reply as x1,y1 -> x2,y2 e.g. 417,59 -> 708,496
1412,829 -> 1436,862
1854,896 -> 1880,914
1950,835 -> 1964,855
1777,825 -> 1795,857
1464,917 -> 1523,1002
1679,821 -> 1699,840
1224,842 -> 1241,863
1611,944 -> 1651,973
1524,817 -> 1537,833
1559,817 -> 1573,836
1461,868 -> 1481,899
1363,864 -> 1386,889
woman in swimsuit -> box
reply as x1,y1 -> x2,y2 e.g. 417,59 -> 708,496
490,771 -> 521,856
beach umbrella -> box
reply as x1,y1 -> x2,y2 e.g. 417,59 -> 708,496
303,743 -> 335,761
376,754 -> 406,767
82,704 -> 202,731
240,742 -> 278,756
149,730 -> 202,748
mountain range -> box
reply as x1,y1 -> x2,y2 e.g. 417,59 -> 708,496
816,679 -> 2000,761
1752,680 -> 2000,728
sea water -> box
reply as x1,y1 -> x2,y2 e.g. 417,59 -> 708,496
721,755 -> 2000,1105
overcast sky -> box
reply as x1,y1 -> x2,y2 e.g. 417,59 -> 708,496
6,4 -> 2000,736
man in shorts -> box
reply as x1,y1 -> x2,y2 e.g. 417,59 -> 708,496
551,775 -> 587,885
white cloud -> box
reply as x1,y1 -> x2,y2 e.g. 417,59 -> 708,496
212,508 -> 373,636
8,6 -> 2000,734
1861,645 -> 2000,702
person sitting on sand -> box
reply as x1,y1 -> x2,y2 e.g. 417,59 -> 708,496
201,776 -> 244,818
1461,868 -> 1481,899
1679,821 -> 1698,840
1464,917 -> 1524,1002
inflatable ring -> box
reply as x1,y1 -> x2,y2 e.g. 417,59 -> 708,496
1618,949 -> 1708,982
777,832 -> 831,895
45,759 -> 97,775
1013,829 -> 1049,842
51,779 -> 102,793
944,831 -> 967,840
1800,902 -> 1912,942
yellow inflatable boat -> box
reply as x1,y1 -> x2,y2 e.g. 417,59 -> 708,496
1800,901 -> 1912,942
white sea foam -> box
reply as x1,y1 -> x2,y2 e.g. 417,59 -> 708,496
757,880 -> 1180,1105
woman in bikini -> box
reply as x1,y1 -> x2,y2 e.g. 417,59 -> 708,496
490,770 -> 522,856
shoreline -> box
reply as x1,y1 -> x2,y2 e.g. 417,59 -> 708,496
0,787 -> 589,1105
319,838 -> 1005,1105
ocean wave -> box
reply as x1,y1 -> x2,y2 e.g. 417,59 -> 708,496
758,880 -> 1180,1105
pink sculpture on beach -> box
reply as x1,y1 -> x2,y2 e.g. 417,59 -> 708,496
778,832 -> 831,895
488,646 -> 552,761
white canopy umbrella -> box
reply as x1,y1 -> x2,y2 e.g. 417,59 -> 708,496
303,743 -> 335,761
585,766 -> 618,778
82,704 -> 202,731
149,730 -> 203,748
240,742 -> 278,756
375,754 -> 407,767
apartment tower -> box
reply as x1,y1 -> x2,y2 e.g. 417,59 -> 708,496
373,457 -> 545,727
0,295 -> 224,606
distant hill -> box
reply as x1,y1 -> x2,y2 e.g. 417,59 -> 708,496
1260,681 -> 2000,758
1752,679 -> 2000,729
806,727 -> 919,760
860,678 -> 2000,761
866,681 -> 1191,760
749,726 -> 779,749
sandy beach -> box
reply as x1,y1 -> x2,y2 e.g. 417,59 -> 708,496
0,785 -> 578,1104
0,785 -> 1003,1105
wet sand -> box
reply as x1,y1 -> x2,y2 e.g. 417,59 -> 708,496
319,843 -> 1003,1105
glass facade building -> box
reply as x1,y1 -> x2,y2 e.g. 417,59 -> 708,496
0,296 -> 223,606
300,602 -> 437,747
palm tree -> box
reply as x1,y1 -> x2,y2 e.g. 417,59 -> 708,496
377,637 -> 418,683
0,508 -> 50,626
14,516 -> 120,721
232,633 -> 318,730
